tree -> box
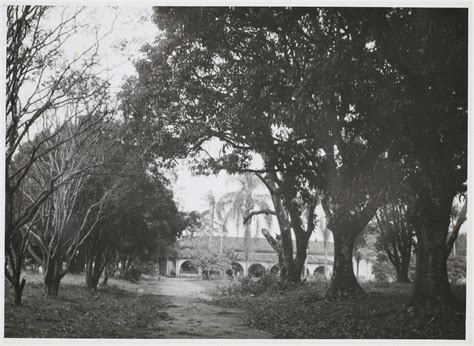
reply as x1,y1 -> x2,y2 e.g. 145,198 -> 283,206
371,9 -> 467,308
373,202 -> 415,283
122,8 -> 338,284
124,8 -> 467,300
217,174 -> 272,260
77,122 -> 137,290
446,198 -> 467,258
111,172 -> 180,280
5,5 -> 111,304
25,120 -> 112,296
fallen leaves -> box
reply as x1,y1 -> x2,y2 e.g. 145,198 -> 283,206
215,281 -> 466,339
4,273 -> 171,338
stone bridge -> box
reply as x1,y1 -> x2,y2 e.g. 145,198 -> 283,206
159,236 -> 374,281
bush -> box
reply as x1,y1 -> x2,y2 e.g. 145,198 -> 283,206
125,268 -> 141,282
219,273 -> 296,296
372,257 -> 396,283
448,255 -> 466,283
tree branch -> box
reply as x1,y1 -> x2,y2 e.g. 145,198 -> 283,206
446,198 -> 467,257
243,209 -> 277,225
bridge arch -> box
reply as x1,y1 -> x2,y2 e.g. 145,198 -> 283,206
180,260 -> 199,275
314,265 -> 328,277
248,263 -> 266,277
268,264 -> 279,275
231,262 -> 244,277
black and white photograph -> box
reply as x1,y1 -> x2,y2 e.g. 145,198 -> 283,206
2,1 -> 471,343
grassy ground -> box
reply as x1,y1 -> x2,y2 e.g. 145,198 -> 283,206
4,272 -> 171,338
212,280 -> 466,339
5,272 -> 466,339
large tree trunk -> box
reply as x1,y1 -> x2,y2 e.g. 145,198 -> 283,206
410,229 -> 453,307
409,189 -> 458,309
327,228 -> 363,298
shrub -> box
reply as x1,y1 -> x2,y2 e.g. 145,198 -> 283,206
448,255 -> 466,283
372,257 -> 396,283
125,268 -> 141,282
219,273 -> 296,296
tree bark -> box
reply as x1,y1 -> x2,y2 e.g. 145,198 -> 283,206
85,258 -> 103,291
397,251 -> 411,283
410,228 -> 454,308
102,272 -> 110,286
13,279 -> 26,305
409,190 -> 458,309
290,230 -> 312,282
327,228 -> 363,298
44,257 -> 62,297
268,185 -> 294,280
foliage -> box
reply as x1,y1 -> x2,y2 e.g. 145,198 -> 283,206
181,237 -> 234,279
447,256 -> 466,284
124,7 -> 406,288
220,273 -> 295,297
369,200 -> 416,283
371,254 -> 397,283
354,227 -> 377,262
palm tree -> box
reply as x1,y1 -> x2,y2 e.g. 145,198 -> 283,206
201,191 -> 219,245
201,190 -> 228,252
216,174 -> 272,261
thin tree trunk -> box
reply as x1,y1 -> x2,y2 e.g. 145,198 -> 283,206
269,192 -> 294,280
5,185 -> 27,305
13,278 -> 26,305
291,231 -> 312,282
85,254 -> 104,291
324,241 -> 328,278
446,198 -> 467,256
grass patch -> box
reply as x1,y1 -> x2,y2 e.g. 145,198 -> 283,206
213,280 -> 466,339
4,272 -> 169,338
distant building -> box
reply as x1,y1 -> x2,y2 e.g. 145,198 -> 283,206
159,236 -> 374,280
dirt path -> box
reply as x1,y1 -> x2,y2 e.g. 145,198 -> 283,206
147,277 -> 271,338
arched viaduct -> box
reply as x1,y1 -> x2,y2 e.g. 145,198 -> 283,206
159,236 -> 374,281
